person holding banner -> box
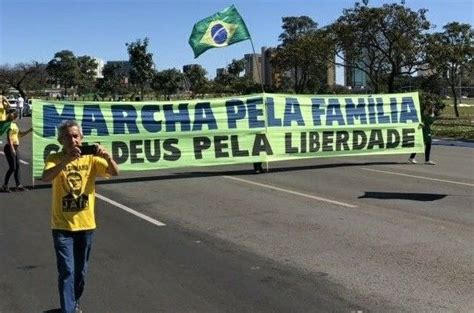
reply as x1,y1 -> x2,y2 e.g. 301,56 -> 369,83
41,120 -> 119,313
1,109 -> 32,192
409,106 -> 437,165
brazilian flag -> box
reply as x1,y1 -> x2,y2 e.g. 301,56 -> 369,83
0,121 -> 11,136
189,5 -> 251,58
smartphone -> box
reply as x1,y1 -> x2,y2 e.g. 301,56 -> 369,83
79,145 -> 98,155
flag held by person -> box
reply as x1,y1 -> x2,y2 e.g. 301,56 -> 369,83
0,121 -> 12,136
0,96 -> 11,136
188,5 -> 251,58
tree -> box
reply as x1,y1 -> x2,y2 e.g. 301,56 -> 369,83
151,68 -> 183,99
0,62 -> 48,98
184,65 -> 208,98
96,63 -> 128,100
272,16 -> 333,93
329,3 -> 431,92
46,50 -> 80,96
126,37 -> 155,101
76,56 -> 98,98
227,58 -> 245,77
427,22 -> 473,117
214,58 -> 256,95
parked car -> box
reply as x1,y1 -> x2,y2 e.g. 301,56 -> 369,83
6,98 -> 31,116
7,99 -> 17,109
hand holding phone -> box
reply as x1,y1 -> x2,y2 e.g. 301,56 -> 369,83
79,145 -> 98,155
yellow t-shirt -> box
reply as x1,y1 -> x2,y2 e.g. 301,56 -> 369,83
44,152 -> 109,231
8,123 -> 19,145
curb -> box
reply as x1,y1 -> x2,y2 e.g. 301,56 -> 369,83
432,138 -> 474,148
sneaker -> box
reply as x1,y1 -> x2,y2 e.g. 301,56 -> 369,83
15,185 -> 28,191
1,185 -> 11,193
408,158 -> 417,164
74,301 -> 82,313
425,160 -> 436,165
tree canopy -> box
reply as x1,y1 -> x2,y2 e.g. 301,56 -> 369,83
46,50 -> 79,95
0,62 -> 47,97
151,68 -> 183,99
427,22 -> 473,116
330,3 -> 431,92
46,50 -> 97,97
96,63 -> 128,100
272,16 -> 334,93
126,37 -> 155,101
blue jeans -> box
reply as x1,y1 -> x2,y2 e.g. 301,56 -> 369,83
52,229 -> 94,313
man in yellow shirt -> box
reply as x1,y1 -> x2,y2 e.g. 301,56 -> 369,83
42,120 -> 119,313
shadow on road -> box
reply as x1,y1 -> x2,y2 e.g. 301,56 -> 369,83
359,191 -> 447,201
27,161 -> 404,190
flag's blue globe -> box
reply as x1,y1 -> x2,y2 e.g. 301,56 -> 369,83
211,24 -> 228,45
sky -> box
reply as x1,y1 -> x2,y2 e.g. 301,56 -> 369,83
1,0 -> 473,84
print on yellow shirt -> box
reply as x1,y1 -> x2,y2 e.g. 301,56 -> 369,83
62,171 -> 89,212
44,152 -> 109,231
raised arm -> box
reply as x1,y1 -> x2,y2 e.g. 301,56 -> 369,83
19,127 -> 33,138
42,150 -> 79,182
96,144 -> 119,176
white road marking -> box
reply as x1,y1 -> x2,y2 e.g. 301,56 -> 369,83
224,175 -> 358,208
0,151 -> 29,164
0,146 -> 165,225
96,193 -> 166,227
361,168 -> 474,187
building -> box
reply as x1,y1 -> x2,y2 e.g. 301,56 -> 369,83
216,67 -> 227,79
244,53 -> 262,84
261,47 -> 282,89
344,49 -> 369,90
345,67 -> 368,90
327,62 -> 336,87
93,58 -> 105,79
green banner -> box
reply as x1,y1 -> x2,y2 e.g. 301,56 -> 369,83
32,92 -> 424,178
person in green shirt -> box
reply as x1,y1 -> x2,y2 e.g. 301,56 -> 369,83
408,106 -> 436,165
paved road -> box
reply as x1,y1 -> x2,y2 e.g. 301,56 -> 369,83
1,117 -> 473,312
